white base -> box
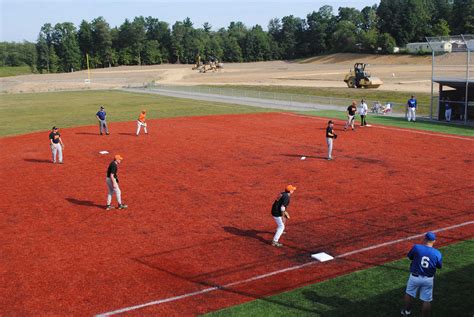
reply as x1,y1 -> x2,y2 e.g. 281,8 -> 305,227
301,156 -> 306,160
311,252 -> 334,262
99,151 -> 109,155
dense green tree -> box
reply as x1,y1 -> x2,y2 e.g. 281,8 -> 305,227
377,32 -> 397,54
278,15 -> 305,59
78,20 -> 93,65
361,5 -> 378,31
36,23 -> 59,73
142,40 -> 162,64
242,25 -> 272,61
452,0 -> 474,34
91,17 -> 113,67
432,19 -> 451,36
145,17 -> 171,62
331,20 -> 358,52
220,31 -> 243,62
52,22 -> 82,72
305,6 -> 334,55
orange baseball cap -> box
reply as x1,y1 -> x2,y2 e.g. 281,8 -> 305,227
115,154 -> 123,160
142,109 -> 146,113
286,185 -> 297,191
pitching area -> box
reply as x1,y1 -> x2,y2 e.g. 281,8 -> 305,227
1,112 -> 473,315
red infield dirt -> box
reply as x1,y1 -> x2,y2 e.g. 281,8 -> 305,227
1,113 -> 473,316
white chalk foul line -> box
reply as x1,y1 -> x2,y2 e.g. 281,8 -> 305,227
96,220 -> 474,317
282,112 -> 474,141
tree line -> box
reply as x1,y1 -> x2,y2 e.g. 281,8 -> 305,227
1,0 -> 473,73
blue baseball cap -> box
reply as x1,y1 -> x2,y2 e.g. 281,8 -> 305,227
425,232 -> 436,241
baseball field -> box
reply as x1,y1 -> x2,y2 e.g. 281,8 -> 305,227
0,89 -> 473,316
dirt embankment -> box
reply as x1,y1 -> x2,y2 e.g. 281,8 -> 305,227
0,53 -> 456,94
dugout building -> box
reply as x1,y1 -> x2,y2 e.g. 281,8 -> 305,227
427,35 -> 474,124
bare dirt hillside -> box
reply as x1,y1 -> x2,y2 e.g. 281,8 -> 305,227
1,53 -> 458,94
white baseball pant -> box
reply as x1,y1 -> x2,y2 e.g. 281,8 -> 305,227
136,121 -> 148,135
106,177 -> 122,205
407,107 -> 416,121
51,143 -> 63,163
273,216 -> 285,243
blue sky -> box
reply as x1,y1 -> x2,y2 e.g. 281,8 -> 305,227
1,0 -> 379,42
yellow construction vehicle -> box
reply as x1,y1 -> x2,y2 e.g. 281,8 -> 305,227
344,63 -> 383,88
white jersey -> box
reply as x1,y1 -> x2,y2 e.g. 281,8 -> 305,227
359,102 -> 368,115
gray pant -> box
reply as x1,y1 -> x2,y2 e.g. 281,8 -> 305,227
106,177 -> 122,205
326,137 -> 333,159
99,119 -> 109,134
51,143 -> 63,163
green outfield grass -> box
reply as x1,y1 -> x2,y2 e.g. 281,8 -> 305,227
0,65 -> 34,77
0,90 -> 274,137
206,240 -> 474,316
303,110 -> 474,137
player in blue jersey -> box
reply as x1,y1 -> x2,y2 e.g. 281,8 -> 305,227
401,231 -> 442,317
96,106 -> 109,135
406,95 -> 417,122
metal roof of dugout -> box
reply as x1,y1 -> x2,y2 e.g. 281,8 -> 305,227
426,35 -> 474,124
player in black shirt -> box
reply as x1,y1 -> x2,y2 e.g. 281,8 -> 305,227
49,126 -> 64,164
344,101 -> 357,131
326,120 -> 337,160
271,185 -> 296,247
106,154 -> 128,210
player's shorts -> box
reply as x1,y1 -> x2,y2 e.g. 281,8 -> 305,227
405,273 -> 434,302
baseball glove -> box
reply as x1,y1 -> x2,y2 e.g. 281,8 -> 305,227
334,134 -> 338,139
284,211 -> 290,219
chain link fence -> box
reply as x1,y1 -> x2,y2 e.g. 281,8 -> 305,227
144,83 -> 432,118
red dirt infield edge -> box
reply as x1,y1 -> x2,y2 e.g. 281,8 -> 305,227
0,112 -> 473,316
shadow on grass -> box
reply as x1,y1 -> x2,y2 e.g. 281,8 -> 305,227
298,263 -> 474,317
24,158 -> 52,164
66,197 -> 104,209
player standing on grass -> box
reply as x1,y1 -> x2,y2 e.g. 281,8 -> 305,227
136,109 -> 148,136
359,99 -> 368,126
106,154 -> 128,210
401,231 -> 442,317
96,106 -> 109,135
326,120 -> 337,160
344,101 -> 357,131
49,126 -> 64,164
271,185 -> 296,247
407,95 -> 417,122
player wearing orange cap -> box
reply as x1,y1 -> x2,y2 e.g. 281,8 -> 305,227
136,110 -> 148,136
270,185 -> 296,247
106,154 -> 128,210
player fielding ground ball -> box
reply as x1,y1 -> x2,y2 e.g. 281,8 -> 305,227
49,126 -> 64,164
96,106 -> 109,135
344,101 -> 357,131
326,120 -> 337,160
136,109 -> 148,136
271,185 -> 296,247
106,154 -> 128,211
401,232 -> 442,317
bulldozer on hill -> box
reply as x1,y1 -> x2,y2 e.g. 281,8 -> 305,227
192,55 -> 224,73
343,63 -> 383,89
